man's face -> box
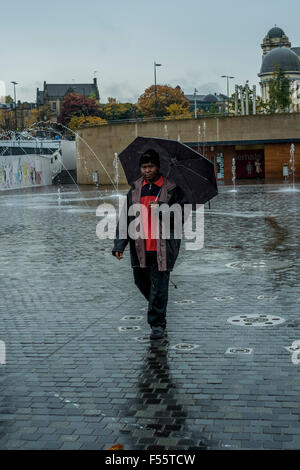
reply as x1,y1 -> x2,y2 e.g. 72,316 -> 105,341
140,162 -> 159,182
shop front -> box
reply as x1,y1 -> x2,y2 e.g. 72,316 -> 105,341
234,147 -> 265,179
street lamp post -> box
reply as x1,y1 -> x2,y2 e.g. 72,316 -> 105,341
154,61 -> 162,118
11,81 -> 18,130
194,88 -> 198,119
221,75 -> 234,115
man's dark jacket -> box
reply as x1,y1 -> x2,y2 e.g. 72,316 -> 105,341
112,175 -> 187,272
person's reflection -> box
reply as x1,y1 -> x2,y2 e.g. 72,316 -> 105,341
263,216 -> 297,291
134,338 -> 188,449
118,339 -> 208,450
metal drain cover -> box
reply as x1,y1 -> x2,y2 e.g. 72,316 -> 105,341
227,314 -> 285,326
118,326 -> 141,332
171,343 -> 199,351
134,336 -> 150,343
257,295 -> 278,300
121,315 -> 142,321
226,260 -> 293,271
226,347 -> 253,355
174,299 -> 195,305
284,342 -> 300,353
214,296 -> 234,301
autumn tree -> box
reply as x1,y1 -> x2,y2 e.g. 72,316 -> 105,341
165,103 -> 192,120
137,85 -> 190,118
57,93 -> 104,126
68,115 -> 107,130
103,98 -> 142,121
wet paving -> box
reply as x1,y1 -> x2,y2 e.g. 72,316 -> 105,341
0,181 -> 300,450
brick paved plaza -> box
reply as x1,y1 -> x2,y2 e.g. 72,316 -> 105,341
0,182 -> 300,450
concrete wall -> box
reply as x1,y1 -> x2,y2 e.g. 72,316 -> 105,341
265,143 -> 300,178
76,113 -> 300,185
61,140 -> 76,170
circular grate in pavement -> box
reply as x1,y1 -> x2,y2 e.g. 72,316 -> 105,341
174,299 -> 195,305
121,315 -> 142,321
118,326 -> 141,332
227,314 -> 285,327
214,296 -> 234,301
226,260 -> 293,271
226,347 -> 253,355
133,336 -> 150,343
257,295 -> 278,300
284,342 -> 300,353
171,343 -> 199,351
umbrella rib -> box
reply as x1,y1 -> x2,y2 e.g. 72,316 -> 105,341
174,163 -> 211,183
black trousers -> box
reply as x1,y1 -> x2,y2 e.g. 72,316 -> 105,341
133,251 -> 170,328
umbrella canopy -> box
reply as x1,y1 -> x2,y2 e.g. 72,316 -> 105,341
118,136 -> 218,204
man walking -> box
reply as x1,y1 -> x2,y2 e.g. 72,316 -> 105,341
112,149 -> 186,340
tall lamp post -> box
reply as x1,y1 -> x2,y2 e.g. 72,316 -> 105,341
154,61 -> 162,118
221,75 -> 234,115
194,88 -> 198,119
11,81 -> 18,130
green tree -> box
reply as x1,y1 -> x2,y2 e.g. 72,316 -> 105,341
5,95 -> 14,103
267,65 -> 291,113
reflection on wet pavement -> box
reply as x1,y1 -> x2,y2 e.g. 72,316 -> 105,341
0,182 -> 300,450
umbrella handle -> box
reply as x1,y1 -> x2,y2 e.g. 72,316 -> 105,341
154,188 -> 162,202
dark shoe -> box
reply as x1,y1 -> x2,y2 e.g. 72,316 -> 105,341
150,326 -> 165,340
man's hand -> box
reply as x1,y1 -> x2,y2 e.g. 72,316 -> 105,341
149,201 -> 159,210
113,251 -> 123,260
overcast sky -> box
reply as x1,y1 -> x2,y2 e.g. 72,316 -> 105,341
1,0 -> 300,103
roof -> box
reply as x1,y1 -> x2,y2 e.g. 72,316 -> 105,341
45,83 -> 98,99
184,93 -> 228,103
267,26 -> 285,39
203,93 -> 219,103
36,89 -> 44,105
260,47 -> 300,74
291,47 -> 300,57
184,94 -> 206,101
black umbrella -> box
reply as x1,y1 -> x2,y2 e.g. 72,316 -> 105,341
118,136 -> 218,205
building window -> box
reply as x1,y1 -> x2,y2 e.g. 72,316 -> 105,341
52,102 -> 57,110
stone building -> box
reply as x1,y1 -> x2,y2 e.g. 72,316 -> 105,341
184,92 -> 228,114
258,27 -> 300,110
36,78 -> 100,120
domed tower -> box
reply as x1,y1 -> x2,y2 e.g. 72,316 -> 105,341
258,47 -> 300,103
261,26 -> 291,59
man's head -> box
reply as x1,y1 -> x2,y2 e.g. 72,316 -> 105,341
139,149 -> 160,183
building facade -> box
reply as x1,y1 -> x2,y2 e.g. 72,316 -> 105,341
184,93 -> 228,114
258,27 -> 300,110
36,78 -> 100,120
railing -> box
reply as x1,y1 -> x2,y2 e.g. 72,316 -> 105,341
105,113 -> 230,126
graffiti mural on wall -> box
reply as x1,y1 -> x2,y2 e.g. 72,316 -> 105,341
0,154 -> 52,190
